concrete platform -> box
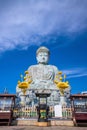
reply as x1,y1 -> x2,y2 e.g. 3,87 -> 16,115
12,118 -> 74,126
0,126 -> 87,130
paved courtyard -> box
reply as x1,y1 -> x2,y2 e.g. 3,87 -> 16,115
0,126 -> 87,130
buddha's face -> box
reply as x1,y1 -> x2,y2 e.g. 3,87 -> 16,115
36,52 -> 49,64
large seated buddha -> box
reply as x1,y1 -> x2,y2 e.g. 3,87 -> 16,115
16,46 -> 70,106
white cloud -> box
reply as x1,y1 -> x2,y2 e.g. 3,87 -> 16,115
62,68 -> 87,79
0,0 -> 87,53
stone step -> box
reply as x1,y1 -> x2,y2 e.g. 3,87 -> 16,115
12,119 -> 74,126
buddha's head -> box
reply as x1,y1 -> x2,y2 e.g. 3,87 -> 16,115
36,46 -> 50,64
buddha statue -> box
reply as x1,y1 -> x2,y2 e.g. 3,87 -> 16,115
27,46 -> 59,90
16,46 -> 70,106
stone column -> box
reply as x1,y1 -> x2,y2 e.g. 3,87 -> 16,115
59,95 -> 67,106
20,95 -> 26,106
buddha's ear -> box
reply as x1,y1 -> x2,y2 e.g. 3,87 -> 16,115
36,55 -> 39,63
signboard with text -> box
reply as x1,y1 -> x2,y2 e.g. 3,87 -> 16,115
54,105 -> 62,117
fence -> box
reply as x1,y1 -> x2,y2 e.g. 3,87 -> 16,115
13,105 -> 72,119
62,105 -> 72,119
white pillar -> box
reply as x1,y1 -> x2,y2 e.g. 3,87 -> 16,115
60,95 -> 67,105
20,95 -> 26,106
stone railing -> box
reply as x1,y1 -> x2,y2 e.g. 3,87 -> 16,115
62,106 -> 72,119
13,106 -> 37,119
13,105 -> 72,119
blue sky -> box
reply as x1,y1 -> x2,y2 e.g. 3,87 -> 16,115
0,0 -> 87,94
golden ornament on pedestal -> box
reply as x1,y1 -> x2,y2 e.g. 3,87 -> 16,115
54,72 -> 69,96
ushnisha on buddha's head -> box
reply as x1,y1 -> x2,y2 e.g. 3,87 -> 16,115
36,46 -> 50,64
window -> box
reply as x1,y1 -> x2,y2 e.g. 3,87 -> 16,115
74,98 -> 87,112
